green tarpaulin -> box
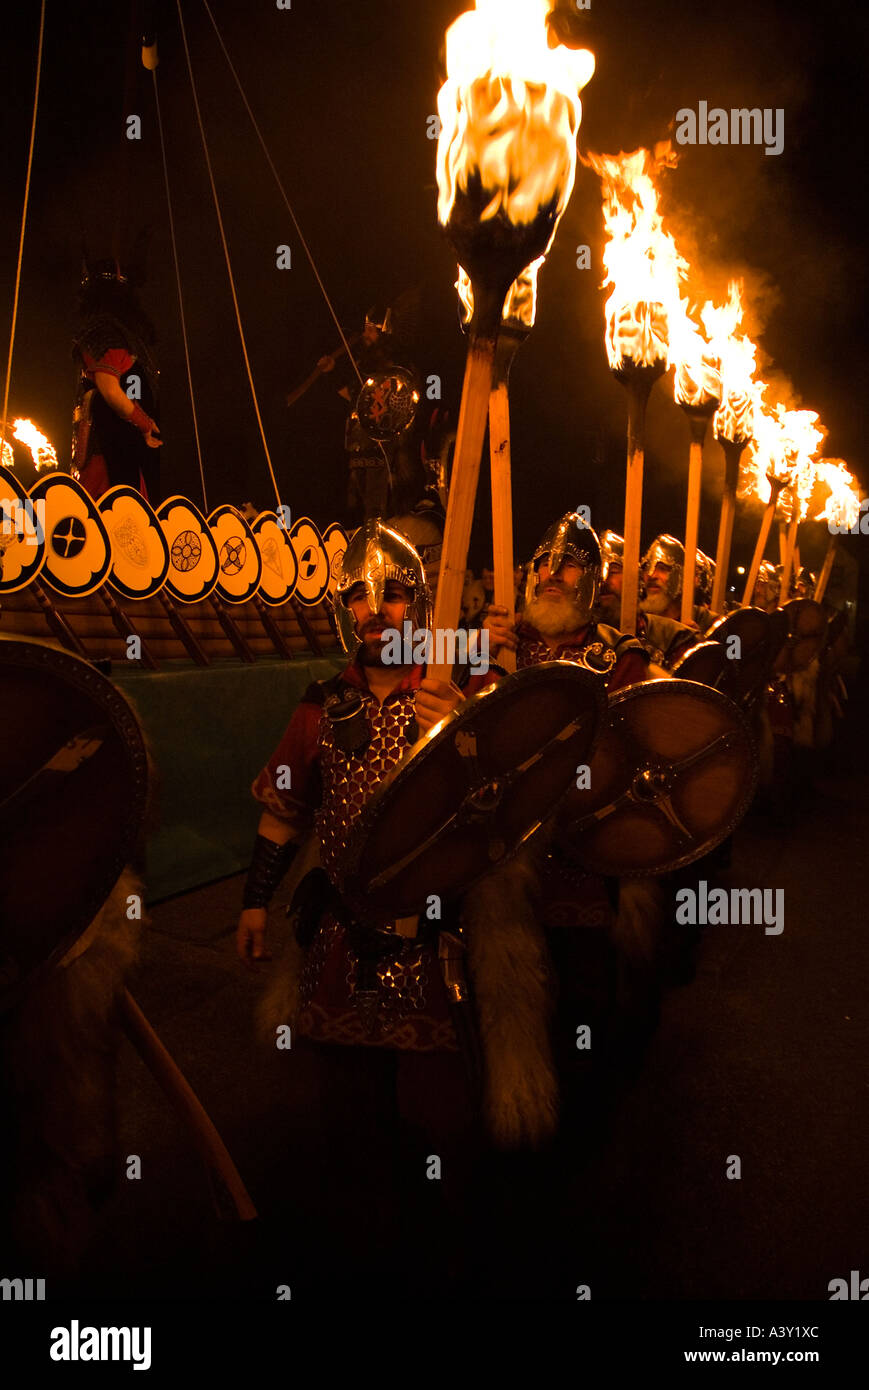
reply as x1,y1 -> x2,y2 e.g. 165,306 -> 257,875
114,655 -> 343,902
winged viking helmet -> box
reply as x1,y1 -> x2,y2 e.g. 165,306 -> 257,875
335,518 -> 431,656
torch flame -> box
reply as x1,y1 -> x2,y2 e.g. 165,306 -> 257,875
457,255 -> 545,330
437,1 -> 594,235
701,281 -> 757,442
583,142 -> 687,370
11,418 -> 59,472
740,399 -> 824,510
671,313 -> 721,411
814,458 -> 860,531
0,437 -> 13,470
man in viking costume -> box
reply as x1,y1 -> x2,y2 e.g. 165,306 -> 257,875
237,516 -> 529,1282
483,513 -> 649,689
72,259 -> 162,504
475,515 -> 664,1138
642,535 -> 718,633
752,559 -> 782,612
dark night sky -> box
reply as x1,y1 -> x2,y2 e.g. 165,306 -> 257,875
2,0 -> 868,574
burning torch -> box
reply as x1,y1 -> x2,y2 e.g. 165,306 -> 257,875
457,257 -> 543,672
813,458 -> 860,604
671,318 -> 721,626
584,144 -> 685,633
434,0 -> 594,682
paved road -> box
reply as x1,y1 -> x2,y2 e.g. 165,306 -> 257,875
68,732 -> 868,1303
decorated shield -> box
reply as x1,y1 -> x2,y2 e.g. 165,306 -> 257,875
704,606 -> 777,704
336,662 -> 607,924
0,464 -> 46,592
670,640 -> 729,689
251,510 -> 299,606
156,495 -> 220,603
322,521 -> 349,598
555,679 -> 757,877
288,517 -> 330,606
0,634 -> 148,1013
98,485 -> 170,600
207,505 -> 263,604
28,472 -> 112,597
355,367 -> 419,441
776,599 -> 828,674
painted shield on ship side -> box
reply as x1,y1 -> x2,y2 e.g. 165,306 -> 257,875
156,495 -> 220,603
252,510 -> 298,606
0,634 -> 148,1013
322,521 -> 349,598
288,517 -> 330,606
555,679 -> 757,877
98,485 -> 169,600
336,662 -> 607,925
208,505 -> 262,604
0,464 -> 46,591
28,472 -> 112,598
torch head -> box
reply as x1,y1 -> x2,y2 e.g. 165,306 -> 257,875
336,519 -> 431,658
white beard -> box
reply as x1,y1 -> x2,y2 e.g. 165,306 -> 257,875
525,591 -> 588,638
639,588 -> 675,617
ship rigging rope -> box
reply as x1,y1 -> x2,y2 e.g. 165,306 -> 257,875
1,0 -> 46,448
150,67 -> 209,513
200,0 -> 363,387
175,0 -> 284,513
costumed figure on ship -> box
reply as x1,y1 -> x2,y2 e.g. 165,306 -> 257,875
72,257 -> 162,504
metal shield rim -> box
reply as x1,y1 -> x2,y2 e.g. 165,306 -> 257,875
336,660 -> 609,914
560,677 -> 759,878
0,633 -> 149,1009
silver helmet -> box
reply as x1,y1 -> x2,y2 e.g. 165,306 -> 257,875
525,512 -> 602,618
641,534 -> 685,602
754,560 -> 780,608
695,549 -> 715,605
335,518 -> 431,657
599,529 -> 625,584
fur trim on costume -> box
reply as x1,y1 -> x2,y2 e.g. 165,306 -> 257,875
462,849 -> 559,1151
0,867 -> 143,1274
256,834 -> 320,1043
612,877 -> 663,964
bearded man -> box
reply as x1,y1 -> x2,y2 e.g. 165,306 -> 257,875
484,513 -> 648,690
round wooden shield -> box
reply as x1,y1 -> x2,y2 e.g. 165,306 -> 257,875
252,510 -> 298,605
98,484 -> 170,600
776,599 -> 828,674
208,505 -> 262,604
0,634 -> 148,1013
555,679 -> 757,877
156,495 -> 220,603
289,517 -> 330,606
0,464 -> 46,592
705,606 -> 777,704
28,473 -> 112,597
322,521 -> 349,598
670,640 -> 729,689
336,662 -> 607,924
